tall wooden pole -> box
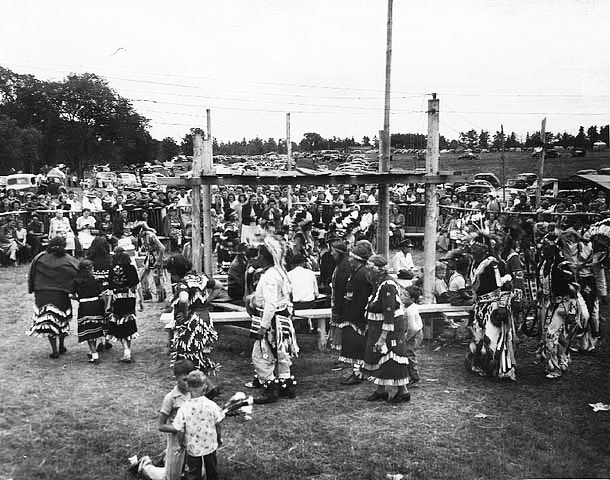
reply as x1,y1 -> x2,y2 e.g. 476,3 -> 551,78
536,118 -> 546,208
501,124 -> 506,204
202,110 -> 214,276
377,0 -> 393,258
422,93 -> 440,304
192,134 -> 204,274
286,112 -> 293,210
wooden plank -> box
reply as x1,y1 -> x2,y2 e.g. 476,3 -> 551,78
210,302 -> 246,312
208,303 -> 470,323
158,172 -> 465,187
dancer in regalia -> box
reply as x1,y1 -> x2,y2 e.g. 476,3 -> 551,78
465,233 -> 517,381
246,236 -> 299,404
536,233 -> 588,379
165,255 -> 218,374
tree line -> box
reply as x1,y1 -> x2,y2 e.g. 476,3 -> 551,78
457,126 -> 609,151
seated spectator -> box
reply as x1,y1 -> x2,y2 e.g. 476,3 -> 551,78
227,243 -> 248,303
288,253 -> 319,306
0,218 -> 19,266
15,219 -> 31,263
99,212 -> 118,248
394,240 -> 416,274
433,261 -> 450,303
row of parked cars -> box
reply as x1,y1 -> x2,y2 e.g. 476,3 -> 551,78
455,168 -> 610,203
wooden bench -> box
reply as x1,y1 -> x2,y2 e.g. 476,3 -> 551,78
206,303 -> 473,351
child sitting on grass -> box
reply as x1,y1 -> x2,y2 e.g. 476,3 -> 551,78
169,370 -> 225,480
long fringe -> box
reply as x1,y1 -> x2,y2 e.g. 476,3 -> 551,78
363,351 -> 409,371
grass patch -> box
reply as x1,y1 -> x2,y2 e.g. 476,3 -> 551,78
1,265 -> 609,479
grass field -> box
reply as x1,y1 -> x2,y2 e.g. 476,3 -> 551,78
1,264 -> 610,479
299,150 -> 609,182
396,150 -> 610,180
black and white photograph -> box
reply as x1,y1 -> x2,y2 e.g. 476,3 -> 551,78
0,1 -> 609,479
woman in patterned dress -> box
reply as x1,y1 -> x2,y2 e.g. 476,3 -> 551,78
165,255 -> 218,374
108,248 -> 140,363
74,259 -> 106,363
362,254 -> 412,403
27,237 -> 79,358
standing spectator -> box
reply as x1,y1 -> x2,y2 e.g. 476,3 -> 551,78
26,214 -> 45,256
168,370 -> 224,480
241,195 -> 262,243
27,237 -> 78,358
108,248 -> 140,363
162,207 -> 184,252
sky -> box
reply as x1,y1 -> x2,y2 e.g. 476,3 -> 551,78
0,0 -> 608,144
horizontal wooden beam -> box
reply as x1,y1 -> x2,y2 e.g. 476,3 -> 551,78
159,171 -> 466,187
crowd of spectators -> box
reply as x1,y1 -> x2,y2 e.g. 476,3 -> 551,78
0,177 -> 608,273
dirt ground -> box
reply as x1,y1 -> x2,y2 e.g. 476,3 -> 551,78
1,264 -> 609,480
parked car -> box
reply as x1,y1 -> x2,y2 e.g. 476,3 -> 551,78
505,178 -> 529,190
455,183 -> 498,198
473,172 -> 501,189
458,152 -> 479,160
572,149 -> 586,157
95,172 -> 117,188
517,173 -> 538,186
6,173 -> 40,194
598,168 -> 610,175
576,169 -> 596,175
117,172 -> 140,190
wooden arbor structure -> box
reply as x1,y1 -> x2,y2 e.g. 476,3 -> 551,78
160,154 -> 463,302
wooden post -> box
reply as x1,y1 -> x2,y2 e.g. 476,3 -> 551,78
536,118 -> 546,208
191,134 -> 204,274
422,94 -> 440,304
377,0 -> 393,259
202,110 -> 214,276
501,124 -> 506,204
286,112 -> 293,210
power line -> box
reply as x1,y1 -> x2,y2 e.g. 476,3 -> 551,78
3,61 -> 609,98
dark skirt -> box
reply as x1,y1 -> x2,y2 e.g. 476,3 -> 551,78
28,290 -> 72,338
77,298 -> 106,343
363,321 -> 410,386
339,325 -> 366,363
108,291 -> 138,340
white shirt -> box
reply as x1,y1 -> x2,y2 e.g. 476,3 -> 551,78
394,250 -> 415,272
448,272 -> 466,291
287,265 -> 319,303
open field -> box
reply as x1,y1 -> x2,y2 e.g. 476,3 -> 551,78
1,264 -> 610,480
397,150 -> 610,179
